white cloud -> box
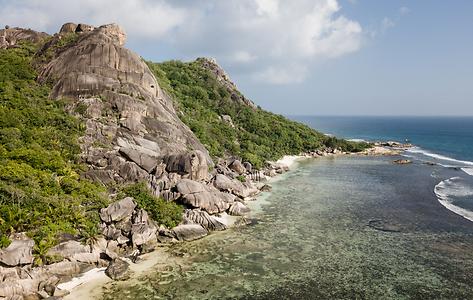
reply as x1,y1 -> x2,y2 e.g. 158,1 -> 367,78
230,51 -> 258,63
399,6 -> 410,16
0,0 -> 363,85
255,0 -> 280,17
368,6 -> 410,38
381,17 -> 395,32
253,64 -> 309,84
0,0 -> 187,38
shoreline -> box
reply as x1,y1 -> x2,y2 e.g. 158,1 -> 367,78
60,155 -> 306,299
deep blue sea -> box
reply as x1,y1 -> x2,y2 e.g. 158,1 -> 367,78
291,115 -> 473,222
291,116 -> 473,163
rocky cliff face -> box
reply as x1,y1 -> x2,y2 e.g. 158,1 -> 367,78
37,23 -> 210,184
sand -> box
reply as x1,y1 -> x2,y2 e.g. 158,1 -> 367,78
62,248 -> 173,300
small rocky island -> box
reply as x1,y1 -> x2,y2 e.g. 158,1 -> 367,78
0,23 -> 369,299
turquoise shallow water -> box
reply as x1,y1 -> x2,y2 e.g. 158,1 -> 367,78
104,156 -> 473,299
293,116 -> 473,227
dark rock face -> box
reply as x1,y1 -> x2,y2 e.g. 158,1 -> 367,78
38,23 -> 210,184
162,150 -> 209,180
228,160 -> 246,175
105,259 -> 131,280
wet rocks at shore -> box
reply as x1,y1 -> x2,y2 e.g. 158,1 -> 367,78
393,159 -> 412,165
105,259 -> 131,281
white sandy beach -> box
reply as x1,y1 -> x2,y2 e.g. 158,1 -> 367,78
62,248 -> 174,300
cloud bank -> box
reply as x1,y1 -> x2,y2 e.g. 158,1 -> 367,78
0,0 -> 363,84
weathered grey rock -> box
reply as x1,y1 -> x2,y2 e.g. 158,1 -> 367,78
183,209 -> 227,231
45,261 -> 81,277
212,174 -> 257,198
393,159 -> 412,165
119,148 -> 158,173
163,150 -> 209,180
0,281 -> 25,298
47,240 -> 90,260
176,179 -> 206,194
76,23 -> 95,33
0,239 -> 34,267
131,224 -> 157,247
100,197 -> 136,223
0,27 -> 49,49
89,238 -> 119,262
101,225 -> 122,240
59,23 -> 78,34
176,179 -> 230,214
221,115 -> 235,128
69,252 -> 101,264
172,224 -> 208,242
105,259 -> 131,281
229,160 -> 246,175
228,202 -> 251,216
0,266 -> 19,282
118,162 -> 149,182
133,209 -> 150,225
38,23 -> 210,184
260,184 -> 272,192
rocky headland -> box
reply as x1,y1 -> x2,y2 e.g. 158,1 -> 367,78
0,23 -> 371,300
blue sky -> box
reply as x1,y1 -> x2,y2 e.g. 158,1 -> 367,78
1,0 -> 472,116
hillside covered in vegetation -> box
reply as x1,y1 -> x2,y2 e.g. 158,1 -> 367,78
148,59 -> 368,168
0,41 -> 181,256
0,24 -> 367,259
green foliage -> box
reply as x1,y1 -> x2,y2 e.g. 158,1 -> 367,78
236,175 -> 246,183
0,44 -> 107,253
119,182 -> 183,228
148,60 -> 369,169
0,235 -> 10,248
55,32 -> 79,48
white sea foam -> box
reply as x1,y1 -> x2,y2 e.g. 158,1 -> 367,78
462,168 -> 473,176
347,138 -> 367,143
406,147 -> 473,167
434,177 -> 473,222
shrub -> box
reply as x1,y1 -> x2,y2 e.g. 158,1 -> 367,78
119,182 -> 183,228
0,43 -> 108,253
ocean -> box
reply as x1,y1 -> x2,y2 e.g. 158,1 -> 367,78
102,116 -> 473,299
292,116 -> 473,223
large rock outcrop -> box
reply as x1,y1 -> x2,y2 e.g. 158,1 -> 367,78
0,26 -> 49,49
38,23 -> 210,184
0,239 -> 34,267
176,179 -> 234,214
